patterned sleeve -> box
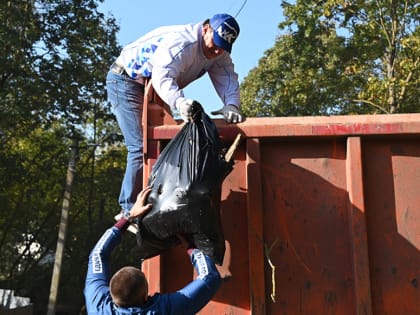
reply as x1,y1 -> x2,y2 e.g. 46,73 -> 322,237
164,249 -> 222,314
83,227 -> 122,314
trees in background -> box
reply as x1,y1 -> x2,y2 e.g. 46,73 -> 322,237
0,1 -> 135,314
241,0 -> 419,117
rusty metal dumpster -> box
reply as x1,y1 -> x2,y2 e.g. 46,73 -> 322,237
140,84 -> 420,315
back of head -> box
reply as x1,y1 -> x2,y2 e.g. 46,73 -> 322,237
110,266 -> 148,307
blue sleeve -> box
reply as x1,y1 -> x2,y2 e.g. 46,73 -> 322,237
165,249 -> 222,315
83,227 -> 122,314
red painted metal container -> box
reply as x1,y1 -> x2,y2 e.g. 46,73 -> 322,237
141,85 -> 420,315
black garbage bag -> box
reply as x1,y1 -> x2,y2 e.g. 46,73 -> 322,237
136,102 -> 234,265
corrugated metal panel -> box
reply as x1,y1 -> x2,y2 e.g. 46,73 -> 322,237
141,87 -> 420,315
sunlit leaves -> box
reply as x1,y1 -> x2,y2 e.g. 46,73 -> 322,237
241,0 -> 419,116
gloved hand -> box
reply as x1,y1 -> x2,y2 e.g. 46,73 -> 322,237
175,97 -> 194,122
211,104 -> 243,124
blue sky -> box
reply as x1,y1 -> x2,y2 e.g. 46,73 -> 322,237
99,0 -> 284,113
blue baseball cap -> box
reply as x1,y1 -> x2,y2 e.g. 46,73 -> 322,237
209,14 -> 240,54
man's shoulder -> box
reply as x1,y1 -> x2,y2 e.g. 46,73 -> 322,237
83,293 -> 114,315
135,293 -> 169,313
146,22 -> 200,40
161,23 -> 200,46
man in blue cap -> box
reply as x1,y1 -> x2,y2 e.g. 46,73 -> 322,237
106,14 -> 242,219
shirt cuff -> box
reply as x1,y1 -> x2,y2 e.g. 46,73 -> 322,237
114,217 -> 131,231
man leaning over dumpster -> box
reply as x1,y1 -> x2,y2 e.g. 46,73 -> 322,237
106,13 -> 242,225
84,186 -> 230,315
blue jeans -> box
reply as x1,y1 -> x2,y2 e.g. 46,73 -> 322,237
106,70 -> 145,213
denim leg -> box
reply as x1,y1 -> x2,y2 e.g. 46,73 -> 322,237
106,71 -> 144,213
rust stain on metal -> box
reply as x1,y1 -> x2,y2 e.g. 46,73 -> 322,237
312,122 -> 402,135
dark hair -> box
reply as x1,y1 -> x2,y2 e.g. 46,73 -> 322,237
203,18 -> 210,26
110,266 -> 148,307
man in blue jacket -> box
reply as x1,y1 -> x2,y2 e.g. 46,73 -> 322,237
84,186 -> 226,314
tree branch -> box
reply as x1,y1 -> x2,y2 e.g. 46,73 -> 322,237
398,56 -> 419,104
375,0 -> 392,47
347,98 -> 389,114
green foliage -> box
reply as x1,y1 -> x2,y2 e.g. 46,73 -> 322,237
0,127 -> 134,314
241,0 -> 419,117
36,0 -> 121,135
0,1 -> 43,133
0,127 -> 70,306
0,0 -> 128,314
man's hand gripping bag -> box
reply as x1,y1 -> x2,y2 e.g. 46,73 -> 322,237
136,102 -> 233,265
